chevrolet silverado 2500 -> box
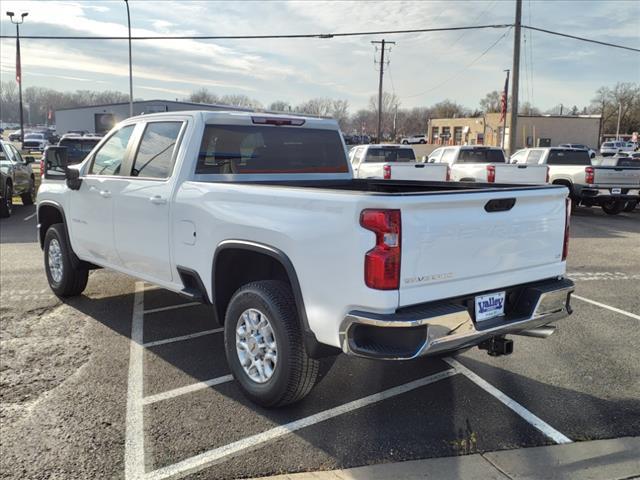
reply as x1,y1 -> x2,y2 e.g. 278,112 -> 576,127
349,144 -> 449,181
511,147 -> 640,215
37,111 -> 574,407
428,146 -> 549,184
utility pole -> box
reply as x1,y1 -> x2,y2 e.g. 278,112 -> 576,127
502,69 -> 510,149
6,11 -> 28,149
508,0 -> 522,155
372,39 -> 395,143
615,103 -> 622,140
124,0 -> 133,117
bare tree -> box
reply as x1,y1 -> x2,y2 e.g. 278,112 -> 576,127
295,98 -> 334,117
268,100 -> 291,112
220,94 -> 262,109
188,88 -> 219,104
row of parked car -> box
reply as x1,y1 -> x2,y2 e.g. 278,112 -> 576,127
348,144 -> 640,215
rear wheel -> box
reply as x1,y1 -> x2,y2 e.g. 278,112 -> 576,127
224,280 -> 320,407
44,223 -> 88,297
601,200 -> 625,215
0,183 -> 12,218
20,178 -> 36,206
623,200 -> 638,212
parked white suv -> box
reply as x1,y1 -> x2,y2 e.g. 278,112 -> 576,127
599,141 -> 634,157
37,111 -> 574,407
400,134 -> 427,144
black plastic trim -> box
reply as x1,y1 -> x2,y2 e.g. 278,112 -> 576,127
176,266 -> 211,304
213,240 -> 339,358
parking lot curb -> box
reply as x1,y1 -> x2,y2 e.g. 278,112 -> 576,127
251,437 -> 640,480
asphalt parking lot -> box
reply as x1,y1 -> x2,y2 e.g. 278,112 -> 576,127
1,202 -> 638,480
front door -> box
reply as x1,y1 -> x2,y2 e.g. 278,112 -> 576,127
113,120 -> 184,282
68,125 -> 135,265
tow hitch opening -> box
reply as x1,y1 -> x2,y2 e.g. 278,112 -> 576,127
479,336 -> 513,356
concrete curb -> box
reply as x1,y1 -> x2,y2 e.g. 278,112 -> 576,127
252,437 -> 640,480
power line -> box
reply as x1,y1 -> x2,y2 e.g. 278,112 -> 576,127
0,24 -> 512,41
402,26 -> 514,99
522,25 -> 640,53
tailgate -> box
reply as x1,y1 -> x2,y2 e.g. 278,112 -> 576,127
389,163 -> 448,181
495,164 -> 548,184
593,167 -> 640,186
399,186 -> 567,307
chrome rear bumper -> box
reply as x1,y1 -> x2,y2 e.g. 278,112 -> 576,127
340,277 -> 574,360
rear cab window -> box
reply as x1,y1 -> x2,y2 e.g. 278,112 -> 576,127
364,148 -> 415,163
547,149 -> 591,165
196,125 -> 348,174
457,148 -> 506,163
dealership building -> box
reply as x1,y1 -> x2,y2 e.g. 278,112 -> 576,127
55,99 -> 252,135
427,113 -> 601,152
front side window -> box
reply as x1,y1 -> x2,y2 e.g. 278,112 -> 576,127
511,150 -> 528,163
441,148 -> 456,164
89,125 -> 135,176
196,125 -> 348,174
131,122 -> 183,179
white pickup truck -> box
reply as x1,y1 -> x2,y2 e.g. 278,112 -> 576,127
349,144 -> 449,181
37,111 -> 574,407
511,147 -> 640,215
428,146 -> 549,184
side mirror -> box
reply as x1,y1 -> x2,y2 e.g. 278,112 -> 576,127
24,155 -> 35,164
44,146 -> 69,180
65,166 -> 82,190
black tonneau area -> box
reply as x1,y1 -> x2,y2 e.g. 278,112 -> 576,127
236,179 -> 564,196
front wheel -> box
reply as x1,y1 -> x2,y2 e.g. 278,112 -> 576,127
224,280 -> 320,407
21,178 -> 36,206
401,140 -> 409,144
0,183 -> 12,218
601,200 -> 625,215
44,223 -> 88,297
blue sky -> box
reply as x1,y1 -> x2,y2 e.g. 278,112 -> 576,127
0,0 -> 638,111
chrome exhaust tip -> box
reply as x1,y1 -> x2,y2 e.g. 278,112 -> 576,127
514,326 -> 556,338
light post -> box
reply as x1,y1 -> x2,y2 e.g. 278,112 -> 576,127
124,0 -> 133,117
6,10 -> 28,149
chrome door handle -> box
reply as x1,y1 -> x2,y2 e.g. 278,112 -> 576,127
149,195 -> 167,205
99,190 -> 111,198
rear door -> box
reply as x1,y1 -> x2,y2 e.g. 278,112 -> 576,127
113,119 -> 186,281
398,186 -> 568,306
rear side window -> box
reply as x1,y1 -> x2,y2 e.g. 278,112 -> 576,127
457,149 -> 506,163
440,148 -> 456,164
196,125 -> 348,174
526,150 -> 544,164
131,122 -> 183,179
365,148 -> 415,163
616,158 -> 640,167
547,150 -> 591,165
89,126 -> 135,175
602,142 -> 613,148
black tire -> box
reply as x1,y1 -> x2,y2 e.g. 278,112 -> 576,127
601,200 -> 625,215
0,183 -> 12,218
44,223 -> 88,297
20,177 -> 36,206
623,200 -> 638,212
224,280 -> 320,407
419,139 -> 426,144
401,140 -> 409,144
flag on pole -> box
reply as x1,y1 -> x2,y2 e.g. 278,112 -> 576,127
16,38 -> 21,84
499,74 -> 509,122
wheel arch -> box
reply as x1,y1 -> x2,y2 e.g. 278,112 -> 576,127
212,240 -> 337,358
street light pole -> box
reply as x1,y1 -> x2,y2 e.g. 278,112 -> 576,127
124,0 -> 133,117
6,11 -> 28,149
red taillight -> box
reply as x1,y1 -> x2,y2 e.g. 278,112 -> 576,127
446,166 -> 451,181
585,166 -> 594,184
383,164 -> 392,180
487,165 -> 496,183
40,159 -> 45,177
545,166 -> 550,183
360,209 -> 401,290
562,197 -> 571,261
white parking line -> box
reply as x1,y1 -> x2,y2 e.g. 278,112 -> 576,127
444,358 -> 572,445
142,374 -> 234,405
143,302 -> 201,315
572,294 -> 640,321
23,212 -> 36,221
144,368 -> 459,480
125,282 -> 146,480
143,328 -> 223,348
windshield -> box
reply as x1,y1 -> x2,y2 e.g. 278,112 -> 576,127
458,149 -> 506,163
365,148 -> 416,163
196,125 -> 348,174
25,134 -> 44,140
